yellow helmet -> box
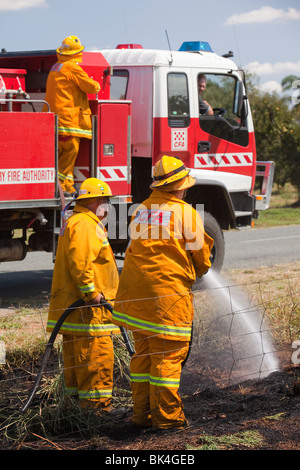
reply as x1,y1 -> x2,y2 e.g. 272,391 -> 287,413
150,155 -> 195,190
57,35 -> 85,56
76,178 -> 113,200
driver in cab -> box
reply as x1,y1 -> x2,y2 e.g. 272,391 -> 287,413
198,74 -> 213,115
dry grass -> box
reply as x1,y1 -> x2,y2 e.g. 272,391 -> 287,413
0,306 -> 48,359
227,261 -> 300,344
269,183 -> 299,208
254,183 -> 300,228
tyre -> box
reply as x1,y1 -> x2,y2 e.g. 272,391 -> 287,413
203,211 -> 224,271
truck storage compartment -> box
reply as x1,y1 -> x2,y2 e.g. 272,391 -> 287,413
0,112 -> 56,202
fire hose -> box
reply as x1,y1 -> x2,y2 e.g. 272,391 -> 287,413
21,298 -> 134,413
181,323 -> 193,369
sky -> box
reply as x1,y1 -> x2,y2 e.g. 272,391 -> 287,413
0,0 -> 299,96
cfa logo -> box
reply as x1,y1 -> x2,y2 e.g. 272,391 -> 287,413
171,129 -> 187,151
291,340 -> 300,365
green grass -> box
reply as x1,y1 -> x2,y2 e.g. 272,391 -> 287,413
186,430 -> 265,450
254,207 -> 300,228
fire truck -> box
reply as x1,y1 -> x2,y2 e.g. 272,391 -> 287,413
0,41 -> 274,270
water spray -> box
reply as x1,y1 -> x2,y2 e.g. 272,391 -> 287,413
192,270 -> 281,384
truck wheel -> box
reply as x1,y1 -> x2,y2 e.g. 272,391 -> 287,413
203,211 -> 224,271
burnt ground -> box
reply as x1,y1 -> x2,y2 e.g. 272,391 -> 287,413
1,350 -> 299,452
100,357 -> 300,451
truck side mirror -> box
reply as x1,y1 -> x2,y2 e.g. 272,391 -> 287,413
233,80 -> 244,117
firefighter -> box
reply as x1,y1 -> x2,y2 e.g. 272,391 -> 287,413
47,178 -> 120,413
112,155 -> 214,430
43,36 -> 100,195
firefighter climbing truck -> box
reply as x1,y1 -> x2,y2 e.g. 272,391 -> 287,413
0,41 -> 274,270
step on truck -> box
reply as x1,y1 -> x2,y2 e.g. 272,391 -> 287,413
0,40 -> 274,270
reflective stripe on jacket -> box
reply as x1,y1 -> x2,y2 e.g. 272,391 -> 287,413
47,205 -> 119,336
43,54 -> 100,139
112,189 -> 214,341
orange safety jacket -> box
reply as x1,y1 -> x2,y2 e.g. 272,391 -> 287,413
43,54 -> 100,139
47,205 -> 119,336
112,189 -> 214,342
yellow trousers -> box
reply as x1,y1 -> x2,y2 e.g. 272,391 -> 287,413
130,332 -> 189,429
58,135 -> 80,193
62,334 -> 114,410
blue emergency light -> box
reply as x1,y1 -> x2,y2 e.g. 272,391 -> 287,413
179,41 -> 213,53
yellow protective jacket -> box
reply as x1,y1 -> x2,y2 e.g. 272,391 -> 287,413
43,54 -> 100,139
112,189 -> 214,342
47,205 -> 119,336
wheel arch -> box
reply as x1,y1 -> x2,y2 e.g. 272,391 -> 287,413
185,180 -> 236,230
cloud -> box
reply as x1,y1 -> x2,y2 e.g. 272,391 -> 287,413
0,0 -> 47,11
225,6 -> 300,25
245,60 -> 300,77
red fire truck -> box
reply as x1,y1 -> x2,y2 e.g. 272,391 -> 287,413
0,41 -> 274,270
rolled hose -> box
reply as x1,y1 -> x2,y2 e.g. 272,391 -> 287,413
21,299 -> 134,413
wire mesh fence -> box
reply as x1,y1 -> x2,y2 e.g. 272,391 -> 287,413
0,266 -> 299,444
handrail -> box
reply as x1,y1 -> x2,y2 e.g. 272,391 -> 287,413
0,97 -> 50,112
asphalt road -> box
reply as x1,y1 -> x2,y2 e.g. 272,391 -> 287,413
0,225 -> 299,304
222,224 -> 300,271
